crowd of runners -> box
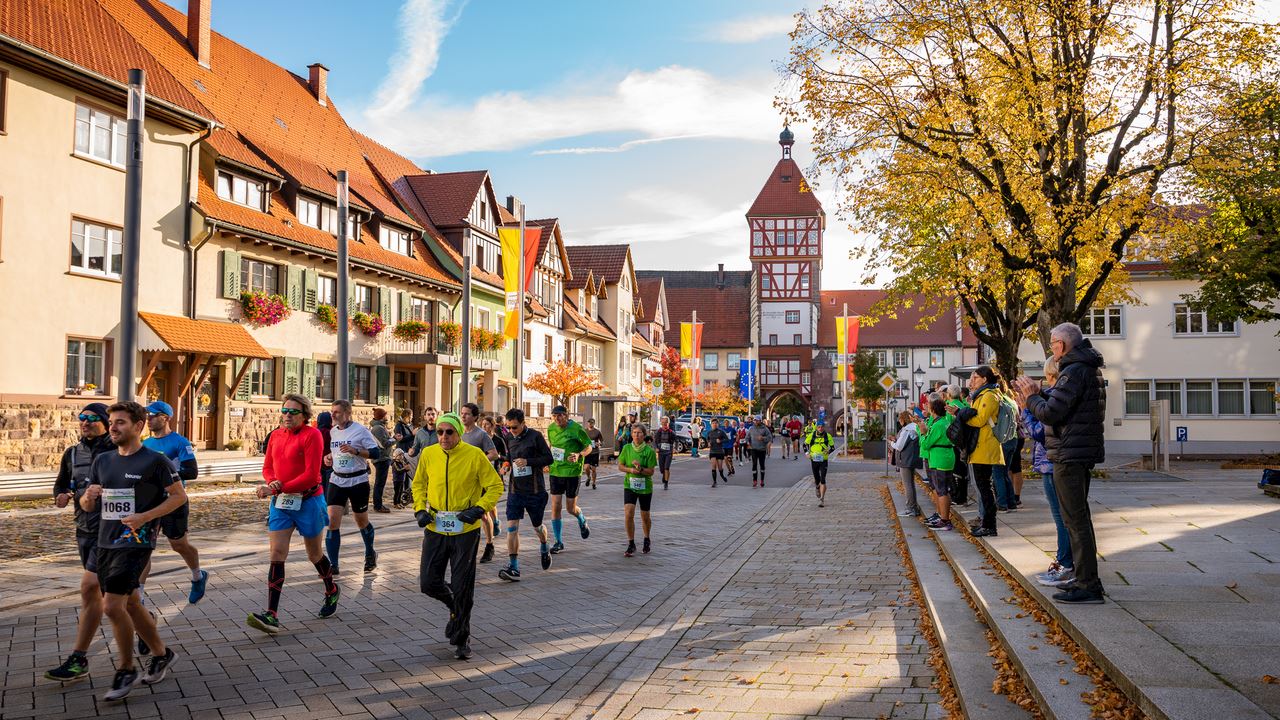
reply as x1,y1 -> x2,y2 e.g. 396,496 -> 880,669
46,397 -> 839,701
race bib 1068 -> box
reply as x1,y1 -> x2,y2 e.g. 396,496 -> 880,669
101,488 -> 135,521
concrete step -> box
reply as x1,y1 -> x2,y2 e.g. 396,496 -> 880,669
887,484 -> 1033,720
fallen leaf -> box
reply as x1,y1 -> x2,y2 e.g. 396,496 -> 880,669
1264,675 -> 1279,684
1060,678 -> 1069,685
683,709 -> 700,715
1029,645 -> 1039,650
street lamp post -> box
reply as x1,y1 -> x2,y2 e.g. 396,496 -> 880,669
913,366 -> 925,408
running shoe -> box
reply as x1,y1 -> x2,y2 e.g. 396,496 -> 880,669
318,587 -> 341,619
331,565 -> 341,577
247,612 -> 282,634
103,667 -> 138,701
818,500 -> 825,508
454,639 -> 472,660
364,550 -> 378,572
541,548 -> 553,570
1053,586 -> 1104,604
663,481 -> 668,490
898,508 -> 921,518
579,516 -> 590,539
1034,562 -> 1064,586
549,541 -> 565,555
624,541 -> 636,558
374,506 -> 391,514
929,521 -> 954,532
642,537 -> 650,554
972,527 -> 998,537
188,570 -> 209,604
498,565 -> 521,582
141,647 -> 176,685
479,543 -> 495,564
925,513 -> 941,524
44,653 -> 89,682
1045,568 -> 1077,588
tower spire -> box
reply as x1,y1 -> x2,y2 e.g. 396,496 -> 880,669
779,124 -> 795,159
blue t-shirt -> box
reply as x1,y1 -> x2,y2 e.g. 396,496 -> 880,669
143,433 -> 197,483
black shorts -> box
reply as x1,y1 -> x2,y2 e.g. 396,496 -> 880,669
709,450 -> 725,459
658,452 -> 673,472
584,453 -> 600,467
506,491 -> 548,526
160,501 -> 190,540
76,535 -> 99,573
623,489 -> 653,512
1008,438 -> 1024,474
326,481 -> 371,513
96,547 -> 153,595
549,475 -> 580,498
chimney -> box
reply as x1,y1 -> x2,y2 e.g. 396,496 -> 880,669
187,0 -> 211,68
506,195 -> 523,217
308,63 -> 329,106
717,263 -> 725,290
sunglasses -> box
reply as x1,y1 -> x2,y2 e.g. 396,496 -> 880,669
78,414 -> 102,423
438,427 -> 457,436
279,408 -> 304,416
148,412 -> 169,419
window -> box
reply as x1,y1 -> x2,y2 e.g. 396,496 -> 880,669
65,339 -> 105,394
768,334 -> 777,345
1217,381 -> 1245,415
248,359 -> 274,398
297,198 -> 321,229
476,306 -> 491,331
833,382 -> 841,397
583,344 -> 601,371
1250,380 -> 1278,415
353,366 -> 372,403
1124,380 -> 1151,415
1083,306 -> 1123,337
0,69 -> 7,133
544,335 -> 553,361
874,350 -> 887,368
793,333 -> 802,345
70,219 -> 122,277
728,352 -> 741,370
74,103 -> 126,166
703,353 -> 719,371
929,349 -> 944,368
524,330 -> 533,361
785,310 -> 800,323
1173,303 -> 1236,336
317,276 -> 336,306
354,285 -> 373,314
215,171 -> 265,211
893,350 -> 908,368
379,225 -> 412,256
1186,381 -> 1214,415
564,339 -> 574,363
298,197 -> 354,236
472,235 -> 499,273
407,296 -> 430,321
1154,381 -> 1182,415
896,380 -> 910,399
240,258 -> 278,294
316,362 -> 336,400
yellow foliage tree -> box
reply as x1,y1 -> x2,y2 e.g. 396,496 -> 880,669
696,382 -> 749,417
525,360 -> 605,409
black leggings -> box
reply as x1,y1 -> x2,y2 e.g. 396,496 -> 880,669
420,529 -> 480,644
972,463 -> 997,531
750,449 -> 767,477
811,460 -> 828,485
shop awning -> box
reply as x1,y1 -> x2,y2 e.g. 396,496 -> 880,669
138,312 -> 271,359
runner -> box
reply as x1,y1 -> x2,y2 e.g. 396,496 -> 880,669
747,418 -> 773,488
785,415 -> 804,460
546,405 -> 593,554
722,419 -> 737,477
688,415 -> 703,458
499,408 -> 555,582
735,421 -> 748,462
81,401 -> 185,700
323,400 -> 381,574
459,403 -> 500,564
44,402 -> 115,683
618,423 -> 658,557
583,418 -> 604,490
140,401 -> 207,605
651,416 -> 677,490
247,394 -> 339,635
412,412 -> 503,660
807,422 -> 835,507
706,419 -> 729,487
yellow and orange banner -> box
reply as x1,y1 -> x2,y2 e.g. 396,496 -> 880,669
679,321 -> 704,387
835,315 -> 861,382
498,226 -> 544,339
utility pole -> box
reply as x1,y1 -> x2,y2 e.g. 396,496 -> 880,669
516,199 -> 526,411
460,228 -> 472,408
118,69 -> 145,402
336,171 -> 350,400
842,302 -> 850,445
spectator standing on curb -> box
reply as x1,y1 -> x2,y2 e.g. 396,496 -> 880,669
956,367 -> 1006,537
369,409 -> 394,514
391,409 -> 416,508
891,411 -> 924,517
1021,358 -> 1074,588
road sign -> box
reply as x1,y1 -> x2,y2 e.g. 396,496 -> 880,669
878,373 -> 896,391
651,376 -> 663,393
1176,426 -> 1188,442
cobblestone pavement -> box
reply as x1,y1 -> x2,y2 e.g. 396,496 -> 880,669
0,462 -> 940,720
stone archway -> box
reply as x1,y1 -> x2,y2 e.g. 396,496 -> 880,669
764,389 -> 808,420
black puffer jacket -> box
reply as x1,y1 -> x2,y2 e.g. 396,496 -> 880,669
1026,339 -> 1106,465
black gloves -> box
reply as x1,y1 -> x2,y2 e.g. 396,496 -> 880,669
415,510 -> 434,528
456,506 -> 486,524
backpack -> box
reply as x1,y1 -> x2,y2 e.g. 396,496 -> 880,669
946,417 -> 976,458
992,394 -> 1018,444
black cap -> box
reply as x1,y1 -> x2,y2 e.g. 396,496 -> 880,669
81,402 -> 110,420
551,405 -> 568,415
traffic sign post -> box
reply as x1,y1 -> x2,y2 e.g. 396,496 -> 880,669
879,373 -> 895,478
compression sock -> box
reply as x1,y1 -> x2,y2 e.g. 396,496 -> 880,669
136,584 -> 147,607
575,510 -> 586,528
267,561 -> 284,615
540,542 -> 549,555
314,556 -> 337,595
509,555 -> 519,571
552,519 -> 563,544
360,524 -> 376,553
711,470 -> 717,484
325,530 -> 341,568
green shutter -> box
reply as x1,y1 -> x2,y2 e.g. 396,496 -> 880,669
379,287 -> 392,323
348,283 -> 358,314
348,364 -> 358,402
399,291 -> 411,321
234,357 -> 251,401
286,265 -> 303,310
301,358 -> 317,399
376,365 -> 391,406
303,268 -> 318,312
220,249 -> 241,299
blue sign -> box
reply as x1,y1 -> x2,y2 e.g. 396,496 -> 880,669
737,360 -> 757,400
1176,426 -> 1188,442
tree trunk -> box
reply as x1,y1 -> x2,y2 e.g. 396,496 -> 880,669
1037,273 -> 1077,355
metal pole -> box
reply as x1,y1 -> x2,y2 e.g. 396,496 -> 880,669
842,303 -> 849,445
690,310 -> 697,435
516,201 -> 526,412
884,387 -> 890,478
460,228 -> 472,407
117,69 -> 145,402
336,171 -> 350,400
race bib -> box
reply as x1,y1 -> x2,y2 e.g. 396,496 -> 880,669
101,488 -> 134,521
812,453 -> 825,463
627,476 -> 647,492
513,464 -> 532,477
435,511 -> 462,533
333,450 -> 363,473
551,447 -> 566,462
659,443 -> 671,451
273,493 -> 303,511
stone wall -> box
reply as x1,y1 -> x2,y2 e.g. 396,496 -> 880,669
225,403 -> 381,456
0,402 -> 88,472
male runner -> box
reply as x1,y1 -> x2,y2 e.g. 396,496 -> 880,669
546,405 -> 592,553
618,423 -> 658,557
413,412 -> 502,660
583,418 -> 604,489
44,402 -> 115,683
323,400 -> 381,574
651,416 -> 677,490
459,403 -> 501,563
82,401 -> 185,700
721,419 -> 737,476
706,419 -> 730,487
247,394 -> 339,635
807,423 -> 835,507
141,401 -> 207,604
499,408 -> 555,582
747,419 -> 773,488
785,416 -> 804,460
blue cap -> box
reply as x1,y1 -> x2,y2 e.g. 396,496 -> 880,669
146,400 -> 174,416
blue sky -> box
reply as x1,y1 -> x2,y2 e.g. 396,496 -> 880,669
166,0 -> 853,282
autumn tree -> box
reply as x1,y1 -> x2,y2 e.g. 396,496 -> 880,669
786,0 -> 1275,353
697,382 -> 750,416
650,346 -> 692,415
525,360 -> 605,410
849,350 -> 894,430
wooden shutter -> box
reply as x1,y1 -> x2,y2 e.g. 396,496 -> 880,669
301,358 -> 317,399
348,283 -> 358,314
303,268 -> 318,312
281,357 -> 300,396
378,287 -> 390,323
220,249 -> 241,299
286,265 -> 303,310
233,357 -> 251,401
376,365 -> 391,406
399,291 -> 411,321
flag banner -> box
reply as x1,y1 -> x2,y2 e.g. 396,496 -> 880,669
737,359 -> 757,400
498,226 -> 545,339
680,322 -> 704,386
837,316 -> 861,381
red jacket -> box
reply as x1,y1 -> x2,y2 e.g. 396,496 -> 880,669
263,425 -> 324,496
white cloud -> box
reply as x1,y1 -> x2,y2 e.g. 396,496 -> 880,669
568,186 -> 750,250
366,0 -> 465,121
533,133 -> 713,156
706,14 -> 796,43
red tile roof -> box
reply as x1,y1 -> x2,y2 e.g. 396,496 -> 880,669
636,277 -> 665,324
638,270 -> 753,348
565,245 -> 632,287
631,332 -> 658,356
139,312 -> 271,359
747,158 -> 824,217
401,171 -> 489,229
817,290 -> 965,348
563,295 -> 616,341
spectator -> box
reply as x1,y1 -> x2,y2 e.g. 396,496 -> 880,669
891,411 -> 924,517
919,398 -> 955,531
391,409 -> 415,508
369,409 -> 394,513
316,411 -> 333,492
942,384 -> 970,505
1021,358 -> 1073,588
991,378 -> 1021,512
956,366 -> 1006,537
1016,323 -> 1106,604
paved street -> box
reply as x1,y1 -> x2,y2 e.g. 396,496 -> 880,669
0,454 -> 943,720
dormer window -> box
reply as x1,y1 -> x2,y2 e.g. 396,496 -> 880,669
298,196 -> 355,237
379,226 -> 412,256
578,290 -> 585,309
216,170 -> 266,211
